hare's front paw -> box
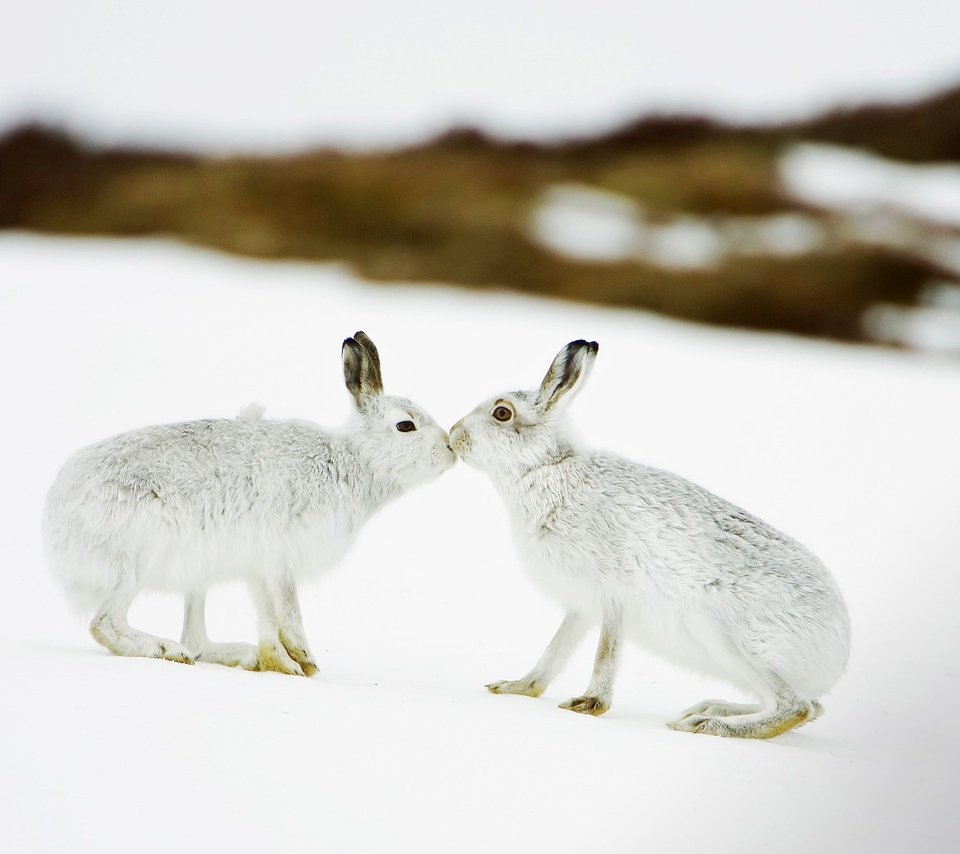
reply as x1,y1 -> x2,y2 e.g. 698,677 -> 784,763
296,659 -> 319,678
278,632 -> 319,678
486,679 -> 544,697
559,695 -> 609,716
257,641 -> 306,677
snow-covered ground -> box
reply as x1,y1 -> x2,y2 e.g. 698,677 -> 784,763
1,234 -> 958,853
3,2 -> 960,151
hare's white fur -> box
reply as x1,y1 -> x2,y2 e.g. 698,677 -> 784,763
43,332 -> 455,675
451,341 -> 849,738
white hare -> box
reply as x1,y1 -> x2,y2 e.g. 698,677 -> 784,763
43,332 -> 455,676
450,340 -> 849,738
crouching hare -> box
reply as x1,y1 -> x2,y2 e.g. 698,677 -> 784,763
450,340 -> 849,738
43,332 -> 455,675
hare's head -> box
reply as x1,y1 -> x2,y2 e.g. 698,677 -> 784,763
450,340 -> 598,478
343,332 -> 455,489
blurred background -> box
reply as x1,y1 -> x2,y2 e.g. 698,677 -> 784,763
3,0 -> 960,351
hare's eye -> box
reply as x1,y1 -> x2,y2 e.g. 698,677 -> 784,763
492,405 -> 513,423
396,420 -> 417,433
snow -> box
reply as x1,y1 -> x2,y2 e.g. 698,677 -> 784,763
863,301 -> 960,354
779,143 -> 960,229
531,184 -> 824,268
3,2 -> 960,152
923,282 -> 960,312
531,184 -> 643,262
1,233 -> 959,852
729,214 -> 826,257
776,144 -> 960,351
643,218 -> 726,269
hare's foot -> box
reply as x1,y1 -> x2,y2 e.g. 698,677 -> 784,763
668,699 -> 760,727
194,641 -> 259,670
90,617 -> 194,665
669,701 -> 813,739
557,606 -> 620,718
249,574 -> 317,677
559,695 -> 609,716
257,640 -> 306,677
181,593 -> 256,669
488,612 -> 588,699
278,630 -> 319,678
486,678 -> 544,697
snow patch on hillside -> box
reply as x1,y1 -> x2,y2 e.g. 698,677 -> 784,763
780,143 -> 960,228
530,184 -> 824,269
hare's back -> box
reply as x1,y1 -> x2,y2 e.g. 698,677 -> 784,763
584,453 -> 819,569
74,418 -> 329,482
44,418 -> 363,593
48,418 -> 348,529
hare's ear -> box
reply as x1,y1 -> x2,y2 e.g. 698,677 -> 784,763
536,340 -> 598,413
342,331 -> 384,409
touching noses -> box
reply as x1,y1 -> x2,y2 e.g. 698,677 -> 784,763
449,418 -> 468,453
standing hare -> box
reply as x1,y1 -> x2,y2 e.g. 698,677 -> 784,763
43,332 -> 455,675
450,340 -> 849,737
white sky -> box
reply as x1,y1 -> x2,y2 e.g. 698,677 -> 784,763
2,1 -> 960,151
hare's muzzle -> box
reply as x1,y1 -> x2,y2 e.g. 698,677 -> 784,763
449,419 -> 470,458
437,430 -> 456,467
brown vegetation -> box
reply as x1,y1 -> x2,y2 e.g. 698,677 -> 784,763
2,83 -> 959,344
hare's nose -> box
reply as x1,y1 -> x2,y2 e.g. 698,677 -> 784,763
449,420 -> 467,450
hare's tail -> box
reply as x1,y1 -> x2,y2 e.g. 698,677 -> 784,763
237,401 -> 266,421
45,545 -> 122,617
43,499 -> 128,618
59,576 -> 113,617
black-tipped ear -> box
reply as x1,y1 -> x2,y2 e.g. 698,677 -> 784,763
352,331 -> 383,392
342,331 -> 384,408
536,340 -> 599,412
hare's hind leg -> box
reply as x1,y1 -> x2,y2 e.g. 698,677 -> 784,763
669,674 -> 815,739
670,698 -> 814,738
180,591 -> 258,670
90,576 -> 194,665
487,611 -> 588,698
250,567 -> 319,677
667,699 -> 761,726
